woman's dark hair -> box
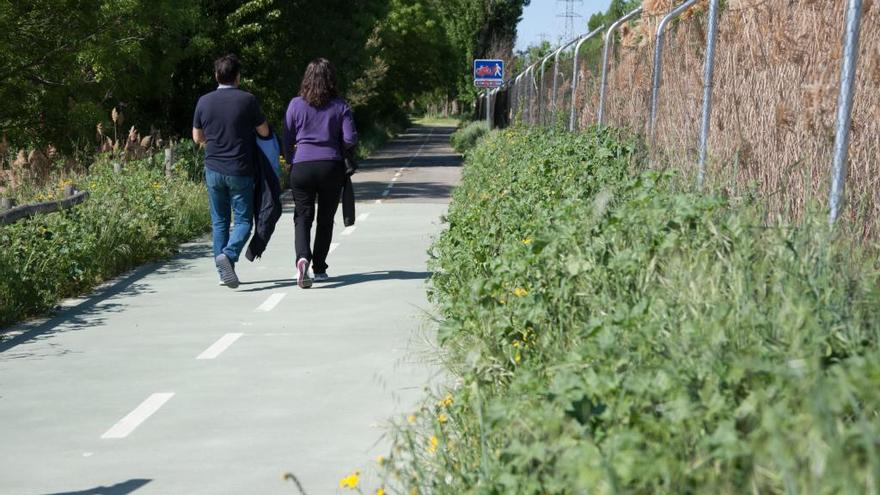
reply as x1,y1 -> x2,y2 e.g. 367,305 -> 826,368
299,58 -> 339,108
214,54 -> 241,85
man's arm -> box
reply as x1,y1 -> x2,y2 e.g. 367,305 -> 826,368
192,127 -> 205,145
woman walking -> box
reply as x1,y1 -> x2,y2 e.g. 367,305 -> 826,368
283,58 -> 358,288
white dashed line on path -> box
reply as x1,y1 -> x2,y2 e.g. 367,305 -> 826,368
101,393 -> 174,439
329,242 -> 340,254
357,212 -> 370,222
255,292 -> 286,312
341,226 -> 357,236
196,333 -> 243,360
374,126 -> 434,203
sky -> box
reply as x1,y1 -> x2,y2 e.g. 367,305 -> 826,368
515,0 -> 612,51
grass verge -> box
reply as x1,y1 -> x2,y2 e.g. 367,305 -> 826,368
380,126 -> 880,494
0,152 -> 208,328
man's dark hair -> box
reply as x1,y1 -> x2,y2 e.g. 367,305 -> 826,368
299,58 -> 339,108
214,54 -> 241,85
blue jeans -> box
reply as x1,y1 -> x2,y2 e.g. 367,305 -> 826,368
206,169 -> 254,263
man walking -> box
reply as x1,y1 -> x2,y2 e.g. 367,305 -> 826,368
193,54 -> 270,288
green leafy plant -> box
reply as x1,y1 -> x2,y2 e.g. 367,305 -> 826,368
450,121 -> 490,154
380,126 -> 880,494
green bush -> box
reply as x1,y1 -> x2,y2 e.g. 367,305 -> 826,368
383,127 -> 880,494
450,121 -> 490,153
0,153 -> 208,327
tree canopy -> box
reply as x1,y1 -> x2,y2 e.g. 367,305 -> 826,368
0,0 -> 530,152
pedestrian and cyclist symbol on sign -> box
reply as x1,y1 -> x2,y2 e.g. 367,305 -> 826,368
474,59 -> 504,88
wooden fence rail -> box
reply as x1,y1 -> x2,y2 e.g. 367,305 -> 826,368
0,190 -> 89,226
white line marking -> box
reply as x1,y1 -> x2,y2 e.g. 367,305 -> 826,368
196,333 -> 243,360
329,242 -> 340,253
341,226 -> 357,236
391,177 -> 399,182
375,127 -> 434,205
256,292 -> 286,312
357,213 -> 370,222
101,393 -> 174,439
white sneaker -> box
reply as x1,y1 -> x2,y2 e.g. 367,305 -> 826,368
296,258 -> 313,289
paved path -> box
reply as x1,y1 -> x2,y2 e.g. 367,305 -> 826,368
0,125 -> 460,495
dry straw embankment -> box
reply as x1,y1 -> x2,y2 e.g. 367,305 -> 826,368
550,0 -> 879,239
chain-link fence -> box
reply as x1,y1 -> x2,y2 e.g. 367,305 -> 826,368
484,0 -> 879,239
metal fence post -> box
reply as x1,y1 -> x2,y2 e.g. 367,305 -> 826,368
598,7 -> 643,126
697,0 -> 721,190
569,25 -> 606,131
829,0 -> 864,226
551,37 -> 580,124
527,63 -> 538,125
649,0 -> 698,144
538,53 -> 554,125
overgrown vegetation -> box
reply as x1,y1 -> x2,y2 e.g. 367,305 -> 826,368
0,152 -> 208,328
382,126 -> 880,493
450,121 -> 490,153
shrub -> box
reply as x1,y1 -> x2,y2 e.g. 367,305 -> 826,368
450,121 -> 490,153
382,126 -> 880,494
0,152 -> 208,327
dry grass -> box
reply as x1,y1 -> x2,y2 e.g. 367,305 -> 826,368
525,0 -> 880,239
1,108 -> 166,199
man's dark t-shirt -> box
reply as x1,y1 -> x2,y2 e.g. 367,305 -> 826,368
193,88 -> 266,176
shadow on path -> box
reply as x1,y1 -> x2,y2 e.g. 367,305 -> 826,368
0,244 -> 211,357
318,270 -> 431,289
42,479 -> 152,495
236,270 -> 431,292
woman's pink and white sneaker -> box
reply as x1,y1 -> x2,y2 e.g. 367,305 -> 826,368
296,258 -> 313,289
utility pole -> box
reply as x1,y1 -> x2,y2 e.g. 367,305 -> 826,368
557,0 -> 583,41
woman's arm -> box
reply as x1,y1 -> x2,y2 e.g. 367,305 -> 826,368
341,102 -> 358,149
282,101 -> 297,164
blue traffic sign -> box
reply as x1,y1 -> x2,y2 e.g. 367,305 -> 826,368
474,59 -> 504,87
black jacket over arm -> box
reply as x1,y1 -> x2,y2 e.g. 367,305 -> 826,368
245,135 -> 283,261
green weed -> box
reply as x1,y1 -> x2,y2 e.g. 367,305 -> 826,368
450,121 -> 491,154
382,126 -> 880,494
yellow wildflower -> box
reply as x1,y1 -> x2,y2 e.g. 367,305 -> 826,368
376,489 -> 385,495
513,287 -> 529,297
438,394 -> 453,408
438,413 -> 448,424
522,237 -> 532,245
376,455 -> 386,466
407,414 -> 417,424
515,352 -> 522,364
428,435 -> 438,454
339,470 -> 360,489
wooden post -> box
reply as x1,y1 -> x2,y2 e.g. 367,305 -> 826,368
63,184 -> 76,198
164,146 -> 174,178
0,197 -> 13,211
113,162 -> 122,174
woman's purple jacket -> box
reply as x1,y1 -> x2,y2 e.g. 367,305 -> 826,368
283,96 -> 358,165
